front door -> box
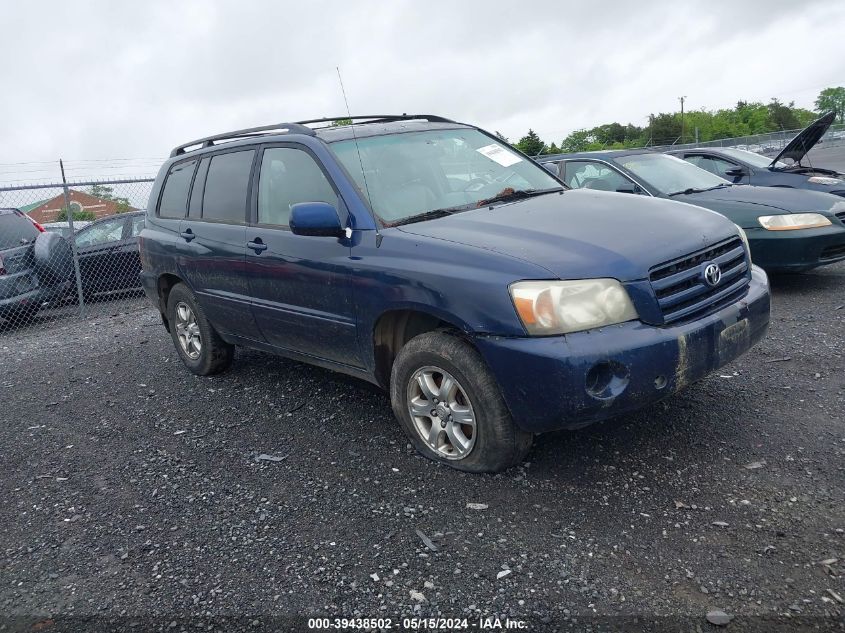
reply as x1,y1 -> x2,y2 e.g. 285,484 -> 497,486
245,145 -> 360,367
74,214 -> 131,295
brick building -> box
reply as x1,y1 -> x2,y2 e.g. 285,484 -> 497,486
25,189 -> 135,224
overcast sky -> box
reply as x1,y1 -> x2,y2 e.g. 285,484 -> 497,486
1,0 -> 843,182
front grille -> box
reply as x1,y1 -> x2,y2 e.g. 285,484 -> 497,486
649,237 -> 751,325
835,210 -> 845,224
820,243 -> 845,260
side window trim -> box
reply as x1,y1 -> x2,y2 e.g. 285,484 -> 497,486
249,142 -> 347,230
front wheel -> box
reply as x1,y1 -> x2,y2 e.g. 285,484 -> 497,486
166,283 -> 234,376
390,331 -> 532,473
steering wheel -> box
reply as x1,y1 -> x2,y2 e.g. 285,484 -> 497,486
462,177 -> 491,193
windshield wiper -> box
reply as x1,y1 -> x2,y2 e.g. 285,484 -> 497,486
477,187 -> 563,207
668,183 -> 731,196
383,207 -> 464,228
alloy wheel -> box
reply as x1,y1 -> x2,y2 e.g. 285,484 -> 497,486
174,301 -> 202,360
407,366 -> 477,460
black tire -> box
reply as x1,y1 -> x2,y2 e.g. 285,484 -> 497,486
166,283 -> 234,376
390,331 -> 532,473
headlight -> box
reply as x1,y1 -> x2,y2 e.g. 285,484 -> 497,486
807,176 -> 843,185
735,224 -> 750,256
757,213 -> 832,231
510,279 -> 639,336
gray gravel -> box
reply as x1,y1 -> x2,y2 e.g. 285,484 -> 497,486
1,264 -> 844,632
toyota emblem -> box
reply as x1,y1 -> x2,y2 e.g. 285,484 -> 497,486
703,263 -> 722,287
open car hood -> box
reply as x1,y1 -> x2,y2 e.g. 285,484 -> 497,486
771,111 -> 835,168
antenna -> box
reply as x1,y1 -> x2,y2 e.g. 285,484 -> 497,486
336,67 -> 375,231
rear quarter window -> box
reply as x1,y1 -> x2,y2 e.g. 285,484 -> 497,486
0,211 -> 39,249
158,160 -> 198,218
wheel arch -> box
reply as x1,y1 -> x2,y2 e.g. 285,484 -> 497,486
156,273 -> 185,331
371,307 -> 476,389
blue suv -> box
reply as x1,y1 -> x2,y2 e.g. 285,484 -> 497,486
139,115 -> 771,472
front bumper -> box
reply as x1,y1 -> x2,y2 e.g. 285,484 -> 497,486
747,224 -> 845,271
474,266 -> 770,434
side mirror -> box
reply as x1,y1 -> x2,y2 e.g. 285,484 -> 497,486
290,202 -> 345,238
725,166 -> 747,177
616,184 -> 640,194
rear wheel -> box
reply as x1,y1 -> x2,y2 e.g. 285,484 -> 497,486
390,331 -> 532,473
166,283 -> 234,375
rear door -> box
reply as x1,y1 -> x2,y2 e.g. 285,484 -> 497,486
245,144 -> 359,367
176,148 -> 262,341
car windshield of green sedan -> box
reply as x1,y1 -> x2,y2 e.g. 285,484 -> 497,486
330,129 -> 563,225
615,153 -> 730,196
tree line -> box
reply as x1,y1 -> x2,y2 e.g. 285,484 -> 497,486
510,86 -> 845,156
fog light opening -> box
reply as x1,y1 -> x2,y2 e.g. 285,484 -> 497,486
654,375 -> 668,390
585,361 -> 630,400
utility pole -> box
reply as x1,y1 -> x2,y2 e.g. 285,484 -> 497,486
679,96 -> 687,144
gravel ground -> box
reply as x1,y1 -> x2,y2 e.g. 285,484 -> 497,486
1,264 -> 844,632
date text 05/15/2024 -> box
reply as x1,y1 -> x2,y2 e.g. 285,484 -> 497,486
307,616 -> 528,630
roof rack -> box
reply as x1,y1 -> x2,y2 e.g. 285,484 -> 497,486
170,122 -> 317,157
169,115 -> 460,157
296,114 -> 458,127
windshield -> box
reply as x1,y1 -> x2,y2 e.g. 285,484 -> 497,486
719,148 -> 788,169
329,129 -> 562,224
614,153 -> 728,195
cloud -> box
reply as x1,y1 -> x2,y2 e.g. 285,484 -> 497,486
0,0 -> 842,174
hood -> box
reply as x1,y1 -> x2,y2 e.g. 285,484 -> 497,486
396,189 -> 738,282
680,184 -> 845,214
771,111 -> 835,168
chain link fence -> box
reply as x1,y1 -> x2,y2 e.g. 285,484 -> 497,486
648,122 -> 845,153
0,178 -> 154,334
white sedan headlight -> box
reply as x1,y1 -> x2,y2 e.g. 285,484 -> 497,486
510,279 -> 639,336
757,213 -> 832,231
807,176 -> 843,185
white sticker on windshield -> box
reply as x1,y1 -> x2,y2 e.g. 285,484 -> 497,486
476,143 -> 522,167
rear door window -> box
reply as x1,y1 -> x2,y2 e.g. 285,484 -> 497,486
202,150 -> 255,223
159,160 -> 198,218
0,211 -> 39,249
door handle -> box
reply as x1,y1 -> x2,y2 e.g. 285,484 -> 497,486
247,238 -> 268,253
180,228 -> 196,242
